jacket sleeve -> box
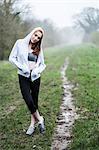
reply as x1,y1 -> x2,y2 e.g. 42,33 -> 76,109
9,40 -> 24,71
33,48 -> 46,74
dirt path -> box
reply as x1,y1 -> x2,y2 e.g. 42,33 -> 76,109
51,58 -> 78,150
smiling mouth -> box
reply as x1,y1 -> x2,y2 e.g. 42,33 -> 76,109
31,39 -> 37,43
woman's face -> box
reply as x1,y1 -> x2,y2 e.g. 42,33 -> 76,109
30,30 -> 42,43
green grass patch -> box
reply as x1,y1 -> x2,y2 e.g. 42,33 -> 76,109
0,44 -> 99,150
66,44 -> 99,150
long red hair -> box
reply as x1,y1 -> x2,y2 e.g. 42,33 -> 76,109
29,30 -> 43,56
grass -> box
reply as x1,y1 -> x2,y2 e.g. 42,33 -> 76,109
0,48 -> 65,150
0,43 -> 99,150
66,44 -> 99,150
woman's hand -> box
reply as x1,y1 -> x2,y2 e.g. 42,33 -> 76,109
29,62 -> 37,70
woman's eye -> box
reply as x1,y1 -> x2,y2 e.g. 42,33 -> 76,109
35,34 -> 40,40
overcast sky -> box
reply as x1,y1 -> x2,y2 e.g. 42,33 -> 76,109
20,0 -> 99,28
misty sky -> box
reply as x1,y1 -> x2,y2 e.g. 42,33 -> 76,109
21,0 -> 99,28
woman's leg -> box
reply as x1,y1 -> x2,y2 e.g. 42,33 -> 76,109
33,110 -> 45,134
18,74 -> 37,114
30,77 -> 45,133
18,74 -> 41,134
33,110 -> 42,122
30,77 -> 42,122
30,114 -> 36,127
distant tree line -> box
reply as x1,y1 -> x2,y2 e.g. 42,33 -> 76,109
0,0 -> 61,60
1,2 -> 99,60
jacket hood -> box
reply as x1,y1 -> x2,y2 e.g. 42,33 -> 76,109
23,27 -> 44,44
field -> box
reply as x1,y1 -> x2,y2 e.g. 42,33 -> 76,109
0,44 -> 99,150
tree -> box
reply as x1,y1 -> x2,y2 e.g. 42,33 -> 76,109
0,0 -> 63,59
0,0 -> 29,60
73,7 -> 99,41
0,0 -> 18,59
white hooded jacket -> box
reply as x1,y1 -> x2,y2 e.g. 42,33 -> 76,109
9,27 -> 46,82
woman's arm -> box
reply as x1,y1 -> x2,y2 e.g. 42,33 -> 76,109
9,40 -> 22,70
9,40 -> 28,73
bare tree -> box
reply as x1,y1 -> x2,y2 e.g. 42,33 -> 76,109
73,7 -> 99,41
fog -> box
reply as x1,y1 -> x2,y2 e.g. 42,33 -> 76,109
0,0 -> 99,60
18,0 -> 99,47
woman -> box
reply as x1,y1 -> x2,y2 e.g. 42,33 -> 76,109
9,27 -> 46,135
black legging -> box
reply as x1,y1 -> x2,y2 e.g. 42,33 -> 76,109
18,74 -> 41,114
